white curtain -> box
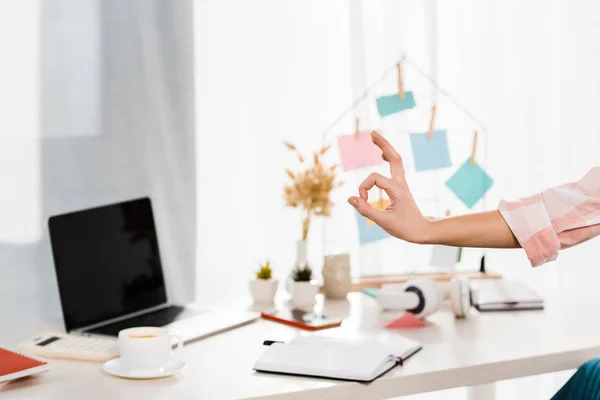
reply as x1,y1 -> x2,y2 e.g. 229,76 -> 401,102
0,0 -> 196,326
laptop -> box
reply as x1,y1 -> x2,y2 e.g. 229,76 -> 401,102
48,197 -> 259,342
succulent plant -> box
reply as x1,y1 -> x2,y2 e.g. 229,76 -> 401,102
292,264 -> 313,282
256,261 -> 273,280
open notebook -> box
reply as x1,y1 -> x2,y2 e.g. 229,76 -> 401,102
254,335 -> 422,382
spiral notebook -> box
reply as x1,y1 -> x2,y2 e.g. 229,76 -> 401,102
0,347 -> 49,383
254,336 -> 422,382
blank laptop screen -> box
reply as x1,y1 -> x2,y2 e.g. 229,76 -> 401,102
48,198 -> 167,332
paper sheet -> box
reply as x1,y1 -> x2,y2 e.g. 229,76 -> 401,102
337,130 -> 385,171
355,211 -> 389,244
409,130 -> 452,171
445,159 -> 493,208
376,92 -> 416,117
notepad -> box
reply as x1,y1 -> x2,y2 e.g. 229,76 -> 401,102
254,336 -> 421,382
473,280 -> 544,311
0,347 -> 49,383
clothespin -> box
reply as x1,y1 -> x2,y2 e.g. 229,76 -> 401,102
445,209 -> 451,217
397,62 -> 405,99
428,105 -> 437,140
354,117 -> 360,140
470,131 -> 478,166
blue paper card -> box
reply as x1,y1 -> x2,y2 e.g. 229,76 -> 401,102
445,159 -> 493,208
355,212 -> 389,244
409,130 -> 452,171
376,92 -> 416,117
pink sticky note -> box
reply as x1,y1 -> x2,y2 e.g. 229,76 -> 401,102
384,312 -> 427,329
337,130 -> 385,171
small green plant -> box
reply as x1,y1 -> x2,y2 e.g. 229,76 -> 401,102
292,264 -> 313,282
256,261 -> 273,280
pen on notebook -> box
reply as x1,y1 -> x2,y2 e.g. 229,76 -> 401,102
262,340 -> 284,346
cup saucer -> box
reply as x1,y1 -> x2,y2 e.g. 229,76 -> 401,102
103,357 -> 187,379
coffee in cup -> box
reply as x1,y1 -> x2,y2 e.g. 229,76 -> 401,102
118,327 -> 182,371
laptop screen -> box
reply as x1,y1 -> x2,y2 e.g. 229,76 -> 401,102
49,198 -> 167,332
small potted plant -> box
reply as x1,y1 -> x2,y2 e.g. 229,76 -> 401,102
291,264 -> 319,306
250,261 -> 278,304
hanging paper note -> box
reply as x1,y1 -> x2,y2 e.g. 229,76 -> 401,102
430,245 -> 461,268
409,130 -> 452,171
376,92 -> 416,117
355,211 -> 389,244
365,198 -> 391,226
337,130 -> 384,171
445,159 -> 493,208
384,312 -> 427,329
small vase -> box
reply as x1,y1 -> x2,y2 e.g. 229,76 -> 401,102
322,254 -> 352,299
249,279 -> 278,304
286,239 -> 308,294
296,239 -> 308,267
291,281 -> 318,307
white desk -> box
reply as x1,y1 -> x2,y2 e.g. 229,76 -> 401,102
2,291 -> 599,400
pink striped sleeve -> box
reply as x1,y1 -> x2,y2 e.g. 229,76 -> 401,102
498,167 -> 600,267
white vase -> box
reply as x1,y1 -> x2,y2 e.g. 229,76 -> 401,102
296,239 -> 308,267
322,253 -> 352,299
291,281 -> 319,306
286,239 -> 309,294
249,279 -> 278,304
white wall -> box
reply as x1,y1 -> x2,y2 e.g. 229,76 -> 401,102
194,1 -> 353,303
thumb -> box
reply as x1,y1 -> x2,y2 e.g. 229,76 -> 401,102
348,196 -> 384,223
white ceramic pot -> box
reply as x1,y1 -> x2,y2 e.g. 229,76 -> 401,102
291,281 -> 319,306
249,279 -> 278,304
322,253 -> 352,299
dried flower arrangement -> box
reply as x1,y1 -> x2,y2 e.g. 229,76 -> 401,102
283,141 -> 342,240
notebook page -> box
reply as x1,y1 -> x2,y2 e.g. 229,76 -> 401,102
289,335 -> 421,361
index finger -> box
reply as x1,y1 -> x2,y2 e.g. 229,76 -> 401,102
371,131 -> 406,183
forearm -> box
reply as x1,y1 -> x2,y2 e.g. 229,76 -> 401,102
424,210 -> 520,248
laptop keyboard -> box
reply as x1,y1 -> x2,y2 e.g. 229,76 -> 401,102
86,305 -> 199,336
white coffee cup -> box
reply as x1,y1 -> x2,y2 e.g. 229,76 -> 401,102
118,327 -> 183,371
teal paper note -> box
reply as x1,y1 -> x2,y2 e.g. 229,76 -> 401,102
376,92 -> 416,117
362,288 -> 379,298
355,212 -> 389,244
409,130 -> 452,171
445,159 -> 493,208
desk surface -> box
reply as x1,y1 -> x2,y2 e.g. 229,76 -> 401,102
2,291 -> 599,400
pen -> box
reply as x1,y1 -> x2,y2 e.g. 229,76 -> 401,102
262,340 -> 284,346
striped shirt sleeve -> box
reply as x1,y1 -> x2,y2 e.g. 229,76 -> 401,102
498,167 -> 600,267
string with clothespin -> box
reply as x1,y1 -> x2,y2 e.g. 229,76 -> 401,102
319,54 -> 488,145
397,62 -> 405,99
354,117 -> 360,140
470,131 -> 478,166
428,104 -> 437,140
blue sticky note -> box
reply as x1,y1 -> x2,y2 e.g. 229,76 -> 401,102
355,212 -> 389,244
376,92 -> 416,117
445,159 -> 493,208
409,130 -> 452,171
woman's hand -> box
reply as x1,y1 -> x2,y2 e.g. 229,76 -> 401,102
348,130 -> 520,249
347,131 -> 433,244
